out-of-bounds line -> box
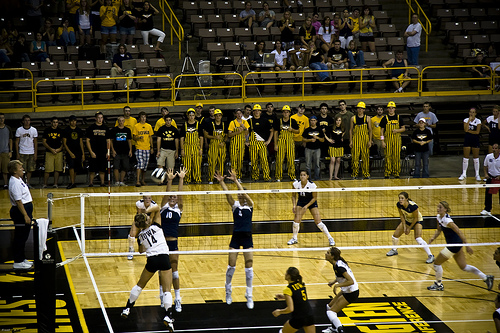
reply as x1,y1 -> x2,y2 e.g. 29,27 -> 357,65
95,278 -> 484,295
74,226 -> 115,333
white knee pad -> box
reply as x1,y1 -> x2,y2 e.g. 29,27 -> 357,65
415,237 -> 426,245
163,291 -> 173,310
172,270 -> 179,280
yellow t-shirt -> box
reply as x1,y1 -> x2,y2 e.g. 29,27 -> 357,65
112,0 -> 122,11
359,15 -> 374,34
100,5 -> 117,27
228,119 -> 250,133
350,16 -> 359,34
66,0 -> 80,14
133,122 -> 154,150
290,114 -> 309,142
154,118 -> 178,132
371,115 -> 384,140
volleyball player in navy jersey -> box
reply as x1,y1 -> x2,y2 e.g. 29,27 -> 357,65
287,170 -> 335,246
427,201 -> 494,291
273,266 -> 315,333
128,195 -> 159,260
459,107 -> 482,181
121,213 -> 175,332
159,167 -> 186,312
215,169 -> 255,309
322,247 -> 359,333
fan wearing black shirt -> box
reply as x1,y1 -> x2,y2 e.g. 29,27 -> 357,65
110,116 -> 132,186
248,104 -> 273,181
302,116 -> 325,180
156,115 -> 180,174
63,115 -> 85,189
411,118 -> 433,178
85,112 -> 111,187
327,40 -> 348,69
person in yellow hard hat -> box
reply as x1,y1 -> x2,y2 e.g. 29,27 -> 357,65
180,108 -> 203,183
247,104 -> 273,181
204,109 -> 227,184
349,101 -> 372,179
380,101 -> 405,178
275,105 -> 300,181
228,108 -> 250,181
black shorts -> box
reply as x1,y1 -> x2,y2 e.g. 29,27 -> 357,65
66,155 -> 82,171
289,314 -> 315,329
297,200 -> 318,209
88,155 -> 108,172
145,253 -> 171,273
167,240 -> 178,252
446,245 -> 462,253
405,220 -> 422,228
229,231 -> 253,249
464,134 -> 480,148
359,35 -> 374,42
343,289 -> 360,303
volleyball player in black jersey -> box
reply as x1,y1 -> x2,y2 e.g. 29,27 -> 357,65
273,266 -> 315,333
159,167 -> 186,312
427,201 -> 494,291
215,169 -> 255,309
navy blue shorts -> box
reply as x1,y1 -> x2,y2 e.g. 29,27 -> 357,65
297,200 -> 318,209
145,254 -> 171,273
229,231 -> 253,249
167,240 -> 178,252
446,245 -> 462,253
289,314 -> 315,330
464,134 -> 480,148
405,220 -> 422,228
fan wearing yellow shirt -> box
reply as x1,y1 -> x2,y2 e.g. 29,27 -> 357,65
290,103 -> 309,159
154,106 -> 178,132
133,112 -> 154,187
370,105 -> 384,157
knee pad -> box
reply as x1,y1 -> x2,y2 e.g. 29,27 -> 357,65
415,237 -> 426,245
172,270 -> 179,280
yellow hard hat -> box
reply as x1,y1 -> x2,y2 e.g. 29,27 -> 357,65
387,101 -> 396,108
253,104 -> 262,110
356,101 -> 366,109
186,108 -> 196,114
214,108 -> 222,115
195,102 -> 203,108
282,105 -> 291,111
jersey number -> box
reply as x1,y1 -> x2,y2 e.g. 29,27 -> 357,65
145,235 -> 157,247
164,212 -> 172,219
301,290 -> 307,301
299,192 -> 305,196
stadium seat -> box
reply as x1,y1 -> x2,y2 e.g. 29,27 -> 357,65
216,28 -> 235,43
67,45 -> 80,61
48,46 -> 66,62
224,14 -> 240,29
374,37 -> 387,52
94,75 -> 115,101
471,34 -> 490,50
364,0 -> 381,10
215,1 -> 233,15
207,42 -> 226,63
22,62 -> 40,77
480,20 -> 498,35
59,61 -> 77,77
198,29 -> 217,50
74,76 -> 94,102
378,24 -> 397,38
234,27 -> 253,43
136,75 -> 156,99
77,60 -> 95,76
331,0 -> 347,11
207,14 -> 224,29
135,59 -> 149,75
453,8 -> 470,22
40,61 -> 59,77
149,58 -> 168,73
96,59 -> 112,75
199,1 -> 216,15
386,37 -> 405,51
156,75 -> 173,100
373,11 -> 390,25
363,52 -> 378,67
315,0 -> 332,13
253,27 -> 271,41
181,1 -> 199,23
139,44 -> 156,59
191,15 -> 207,36
35,78 -> 55,103
54,77 -> 75,102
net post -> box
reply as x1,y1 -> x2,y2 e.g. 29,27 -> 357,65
80,194 -> 85,255
47,193 -> 53,228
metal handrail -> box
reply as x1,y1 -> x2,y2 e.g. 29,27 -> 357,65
406,0 -> 432,52
158,0 -> 184,59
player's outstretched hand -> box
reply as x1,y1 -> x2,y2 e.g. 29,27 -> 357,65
215,171 -> 225,182
166,168 -> 176,181
227,169 -> 238,182
178,166 -> 187,178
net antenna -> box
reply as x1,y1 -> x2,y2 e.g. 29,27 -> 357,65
175,34 -> 206,100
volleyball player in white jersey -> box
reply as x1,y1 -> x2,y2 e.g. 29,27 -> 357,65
121,213 -> 175,332
128,195 -> 158,260
427,201 -> 494,291
159,167 -> 186,312
287,170 -> 335,246
215,169 -> 255,310
322,247 -> 359,333
386,191 -> 434,264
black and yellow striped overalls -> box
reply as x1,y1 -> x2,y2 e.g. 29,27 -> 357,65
207,121 -> 226,181
384,114 -> 401,177
275,119 -> 296,181
248,118 -> 271,181
351,115 -> 370,178
229,119 -> 247,179
183,122 -> 202,183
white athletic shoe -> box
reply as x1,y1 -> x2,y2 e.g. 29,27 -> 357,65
23,259 -> 33,267
121,307 -> 130,318
475,175 -> 482,181
386,249 -> 398,256
485,275 -> 494,290
163,315 -> 175,332
246,294 -> 254,309
480,209 -> 491,216
225,289 -> 232,305
13,261 -> 32,269
127,254 -> 133,260
426,254 -> 435,264
174,298 -> 182,312
322,327 -> 338,333
287,238 -> 298,245
329,238 -> 335,246
458,174 -> 466,181
427,282 -> 444,291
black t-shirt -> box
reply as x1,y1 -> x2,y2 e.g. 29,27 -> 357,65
277,117 -> 299,134
86,123 -> 109,153
299,25 -> 316,43
202,117 -> 216,136
302,126 -> 324,150
205,121 -> 226,136
43,126 -> 63,150
180,122 -> 201,138
119,5 -> 137,28
157,125 -> 180,150
112,52 -> 133,67
326,125 -> 344,147
277,20 -> 296,43
411,128 -> 433,153
261,112 -> 279,131
63,126 -> 84,155
110,126 -> 132,155
309,50 -> 323,64
248,117 -> 272,141
327,48 -> 347,62
317,115 -> 334,132
140,8 -> 155,30
380,114 -> 404,129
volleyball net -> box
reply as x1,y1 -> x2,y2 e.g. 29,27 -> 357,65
52,183 -> 500,257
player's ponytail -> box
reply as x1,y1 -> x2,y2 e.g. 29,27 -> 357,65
330,246 -> 348,266
399,191 -> 411,202
134,213 -> 148,229
439,201 -> 451,213
286,266 -> 303,285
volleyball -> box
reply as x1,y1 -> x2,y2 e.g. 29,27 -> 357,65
151,168 -> 166,183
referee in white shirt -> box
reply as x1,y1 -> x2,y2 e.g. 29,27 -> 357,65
8,160 -> 34,270
481,143 -> 500,216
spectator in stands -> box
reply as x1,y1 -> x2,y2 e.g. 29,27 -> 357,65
404,13 -> 421,66
86,111 -> 110,187
239,1 -> 256,28
359,6 -> 375,52
57,17 -> 77,46
156,114 -> 179,178
412,118 -> 433,178
370,105 -> 384,157
307,41 -> 330,82
15,115 -> 38,188
309,13 -> 320,34
383,50 -> 410,93
299,16 -> 317,49
274,105 -> 298,182
30,32 -> 50,62
263,102 -> 278,159
90,0 -> 103,32
40,18 -> 56,46
100,0 -> 118,52
12,34 -> 31,64
110,116 -> 132,186
278,10 -> 295,51
116,105 -> 137,134
228,108 -> 249,182
271,40 -> 287,71
131,0 -> 144,11
347,40 -> 365,69
349,8 -> 360,43
154,106 -> 177,132
180,108 -> 203,184
251,40 -> 266,69
291,103 -> 309,159
0,29 -> 13,67
194,102 -> 205,122
62,115 -> 85,189
76,0 -> 93,46
349,101 -> 372,179
111,0 -> 120,11
42,116 -> 63,188
380,101 -> 405,178
118,0 -> 136,45
317,16 -> 334,54
111,43 -> 134,77
258,2 -> 275,29
413,102 -> 438,155
484,105 -> 500,154
337,100 -> 354,156
331,14 -> 341,42
66,0 -> 80,22
133,111 -> 154,186
302,116 -> 324,180
248,104 -> 272,181
338,9 -> 353,50
0,113 -> 13,189
288,40 -> 307,71
204,108 -> 226,184
471,52 -> 490,88
242,105 -> 252,121
139,1 -> 165,51
6,20 -> 19,47
327,40 -> 347,69
201,106 -> 216,152
26,0 -> 44,34
459,107 -> 482,181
